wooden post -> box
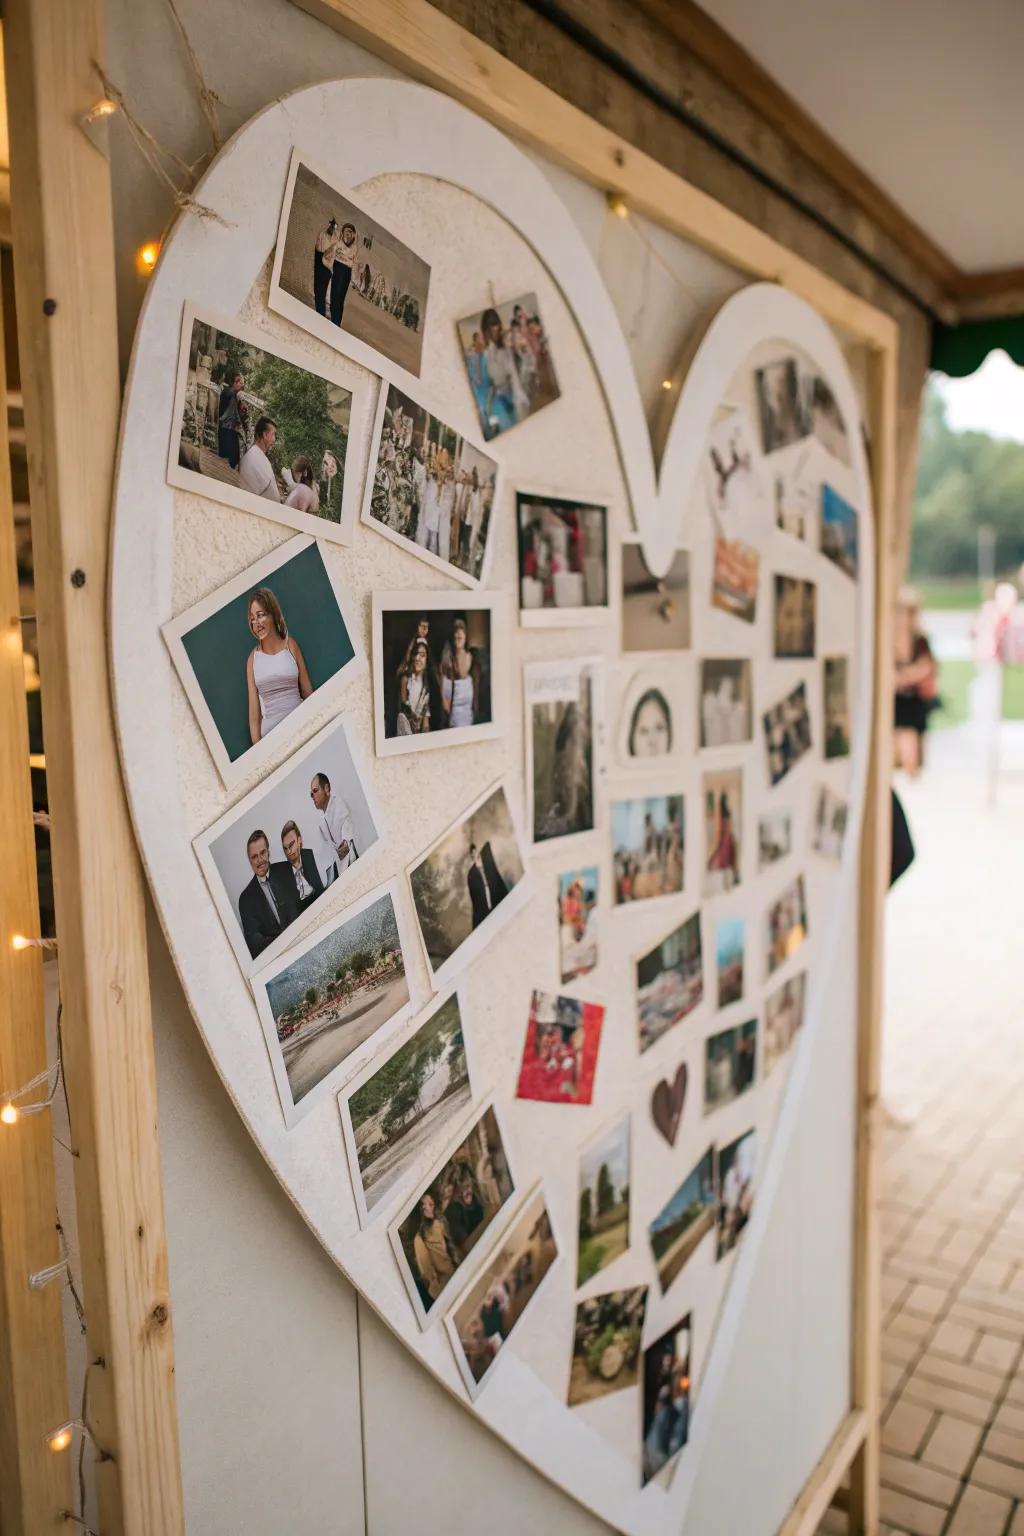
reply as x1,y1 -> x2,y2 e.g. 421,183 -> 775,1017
0,311 -> 74,1534
846,339 -> 898,1536
3,2 -> 185,1532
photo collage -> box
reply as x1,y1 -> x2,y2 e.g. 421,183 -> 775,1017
163,144 -> 860,1489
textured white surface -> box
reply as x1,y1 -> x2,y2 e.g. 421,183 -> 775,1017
110,78 -> 873,1532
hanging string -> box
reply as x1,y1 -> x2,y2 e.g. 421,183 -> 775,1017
164,0 -> 223,151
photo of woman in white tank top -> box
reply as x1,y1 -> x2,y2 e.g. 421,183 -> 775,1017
246,586 -> 313,743
440,617 -> 480,729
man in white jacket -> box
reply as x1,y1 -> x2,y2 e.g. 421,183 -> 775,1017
310,771 -> 355,885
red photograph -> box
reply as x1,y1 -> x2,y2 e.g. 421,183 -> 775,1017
515,989 -> 604,1106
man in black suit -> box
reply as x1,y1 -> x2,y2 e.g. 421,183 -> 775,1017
281,820 -> 324,914
238,828 -> 299,960
466,841 -> 507,929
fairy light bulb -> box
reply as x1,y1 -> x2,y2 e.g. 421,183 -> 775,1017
0,1103 -> 18,1126
607,193 -> 629,220
661,379 -> 674,392
136,241 -> 160,275
11,934 -> 30,951
47,1426 -> 73,1453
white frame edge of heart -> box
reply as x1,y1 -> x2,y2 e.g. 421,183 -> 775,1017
110,75 -> 875,1535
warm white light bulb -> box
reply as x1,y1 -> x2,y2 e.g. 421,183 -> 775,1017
11,934 -> 30,951
607,193 -> 629,220
661,379 -> 674,392
47,1426 -> 73,1453
0,1103 -> 18,1126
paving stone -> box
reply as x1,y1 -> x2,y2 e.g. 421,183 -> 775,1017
880,1450 -> 960,1506
945,1483 -> 1013,1536
971,1331 -> 1020,1373
993,1400 -> 1024,1436
931,1320 -> 979,1360
905,1283 -> 951,1319
920,1413 -> 983,1479
969,1454 -> 1024,1499
915,1353 -> 1009,1398
883,1398 -> 935,1457
878,1485 -> 946,1536
981,1424 -> 1024,1466
902,1374 -> 992,1426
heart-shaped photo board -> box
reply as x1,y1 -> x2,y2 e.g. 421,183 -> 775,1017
111,78 -> 872,1533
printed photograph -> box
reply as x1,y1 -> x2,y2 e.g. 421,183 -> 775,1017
515,990 -> 604,1107
253,881 -> 415,1126
703,768 -> 742,896
339,988 -> 473,1225
620,675 -> 675,761
622,542 -> 691,653
773,448 -> 817,540
372,591 -> 502,756
635,912 -> 703,1055
755,356 -> 811,454
767,875 -> 808,976
764,972 -> 806,1076
711,536 -> 759,624
526,658 -> 598,845
774,574 -> 817,659
169,308 -> 364,542
407,781 -> 528,987
271,155 -> 431,377
647,1148 -> 716,1295
716,916 -> 745,1007
457,294 -> 560,441
612,794 -> 684,905
705,409 -> 768,541
699,659 -> 752,751
820,483 -> 859,580
805,374 -> 851,465
558,867 -> 598,984
758,810 -> 792,869
162,535 -> 360,788
812,784 -> 848,860
577,1116 -> 631,1286
516,492 -> 609,623
390,1101 -> 515,1328
194,714 -> 379,979
764,681 -> 812,786
704,1019 -> 757,1115
568,1286 -> 648,1409
446,1184 -> 559,1399
824,656 -> 851,760
642,1314 -> 692,1486
363,381 -> 499,586
716,1129 -> 756,1260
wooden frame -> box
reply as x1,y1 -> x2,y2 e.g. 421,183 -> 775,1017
0,0 -> 892,1530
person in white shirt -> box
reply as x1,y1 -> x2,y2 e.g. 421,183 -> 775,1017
330,221 -> 358,327
238,417 -> 280,501
310,771 -> 356,885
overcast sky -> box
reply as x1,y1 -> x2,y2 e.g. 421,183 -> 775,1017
934,350 -> 1024,444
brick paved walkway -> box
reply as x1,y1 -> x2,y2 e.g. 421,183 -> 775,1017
824,724 -> 1024,1536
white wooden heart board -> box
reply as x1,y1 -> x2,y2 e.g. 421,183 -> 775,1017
110,77 -> 873,1534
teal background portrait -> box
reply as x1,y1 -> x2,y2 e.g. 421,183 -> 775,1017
181,542 -> 354,762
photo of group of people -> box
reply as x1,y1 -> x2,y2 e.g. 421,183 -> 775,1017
339,989 -> 473,1224
446,1185 -> 558,1398
163,536 -> 359,786
365,382 -> 499,585
704,1019 -> 757,1115
407,782 -> 528,987
767,876 -> 808,975
515,991 -> 604,1106
755,357 -> 811,455
764,681 -> 812,786
576,1116 -> 631,1285
558,867 -> 598,983
703,768 -> 742,896
271,155 -> 431,378
390,1102 -> 514,1326
612,794 -> 684,905
621,543 -> 691,652
526,659 -> 598,845
169,309 -> 359,541
457,293 -> 560,441
194,716 -> 378,977
635,911 -> 703,1055
254,883 -> 414,1124
373,594 -> 499,755
568,1286 -> 648,1408
642,1314 -> 691,1485
824,656 -> 851,759
516,492 -> 608,621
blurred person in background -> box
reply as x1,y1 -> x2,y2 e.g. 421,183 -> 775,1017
893,587 -> 938,776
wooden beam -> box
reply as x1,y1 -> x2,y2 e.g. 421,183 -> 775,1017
777,1409 -> 868,1536
294,0 -> 899,352
0,290 -> 73,1536
953,265 -> 1024,323
3,2 -> 184,1532
630,0 -> 960,297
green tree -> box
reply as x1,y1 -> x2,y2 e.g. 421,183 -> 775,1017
304,986 -> 319,1008
579,1186 -> 593,1238
247,353 -> 348,478
596,1163 -> 615,1216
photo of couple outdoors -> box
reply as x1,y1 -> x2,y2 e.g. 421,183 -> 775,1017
368,384 -> 498,583
175,315 -> 352,526
381,606 -> 492,741
260,888 -> 410,1114
394,1104 -> 514,1318
457,292 -> 560,442
275,159 -> 431,377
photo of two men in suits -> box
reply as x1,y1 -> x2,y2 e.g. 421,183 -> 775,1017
239,820 -> 328,960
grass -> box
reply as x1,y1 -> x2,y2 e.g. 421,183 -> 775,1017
931,659 -> 1024,730
912,577 -> 985,611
